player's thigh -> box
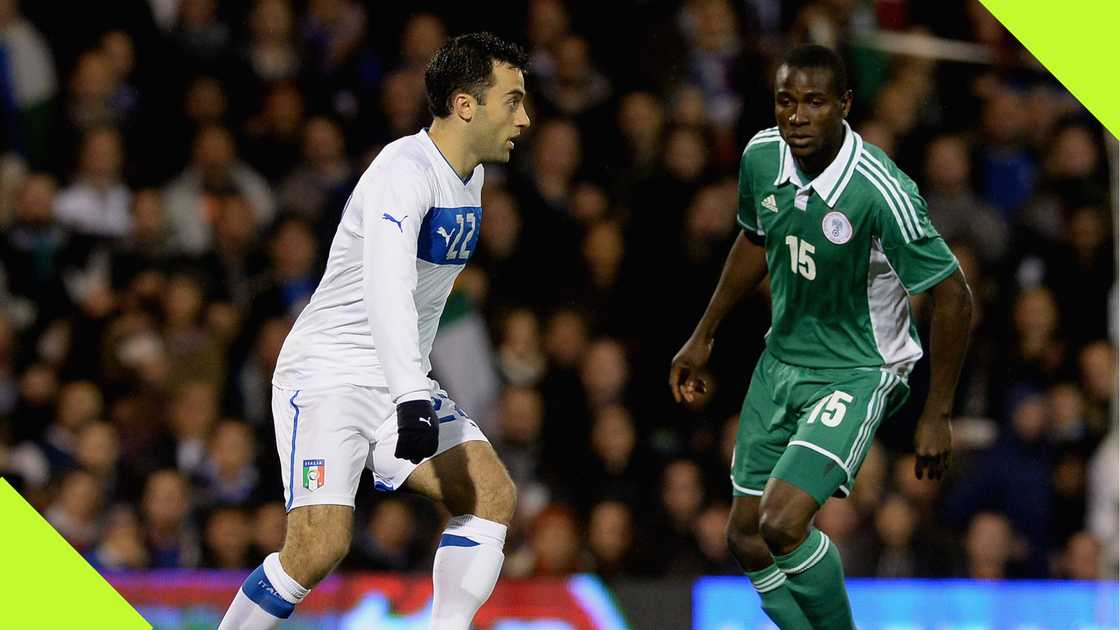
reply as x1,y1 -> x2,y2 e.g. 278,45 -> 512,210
273,385 -> 375,512
731,353 -> 796,498
403,440 -> 515,522
772,370 -> 909,505
727,494 -> 762,536
369,390 -> 508,517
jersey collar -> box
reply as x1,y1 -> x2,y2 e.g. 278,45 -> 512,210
773,120 -> 862,208
420,128 -> 476,186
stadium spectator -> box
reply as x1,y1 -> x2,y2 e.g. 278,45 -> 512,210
580,404 -> 646,512
242,82 -> 306,184
977,89 -> 1035,218
45,468 -> 103,551
171,0 -> 231,73
922,134 -> 1008,265
496,309 -> 546,386
277,116 -> 353,226
0,0 -> 57,166
963,511 -> 1019,579
653,458 -> 707,571
203,505 -> 254,569
241,0 -> 301,85
89,506 -> 149,570
586,500 -> 642,578
42,380 -> 104,470
946,392 -> 1054,575
163,125 -> 274,255
250,502 -> 286,563
141,468 -> 200,568
491,385 -> 549,523
74,420 -> 123,499
817,498 -> 876,577
193,420 -> 261,507
347,497 -> 421,572
55,126 -> 132,238
508,503 -> 589,577
537,35 -> 611,118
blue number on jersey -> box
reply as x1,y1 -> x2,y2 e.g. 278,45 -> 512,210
417,206 -> 483,265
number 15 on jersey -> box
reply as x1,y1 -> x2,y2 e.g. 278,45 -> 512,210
785,235 -> 816,280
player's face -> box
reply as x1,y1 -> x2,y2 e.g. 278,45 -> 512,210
475,62 -> 530,163
774,65 -> 851,160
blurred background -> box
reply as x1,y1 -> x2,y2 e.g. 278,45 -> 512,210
0,0 -> 1116,626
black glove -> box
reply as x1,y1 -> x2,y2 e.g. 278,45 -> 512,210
394,399 -> 439,464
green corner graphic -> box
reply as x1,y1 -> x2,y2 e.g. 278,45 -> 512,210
981,0 -> 1120,139
0,478 -> 150,629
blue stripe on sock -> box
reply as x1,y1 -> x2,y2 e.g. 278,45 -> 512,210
439,534 -> 480,548
286,390 -> 301,511
241,565 -> 295,619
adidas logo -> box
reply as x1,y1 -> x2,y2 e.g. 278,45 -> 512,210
761,194 -> 779,213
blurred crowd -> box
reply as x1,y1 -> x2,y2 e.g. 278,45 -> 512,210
0,0 -> 1116,583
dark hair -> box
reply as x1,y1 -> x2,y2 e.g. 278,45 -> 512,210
425,32 -> 529,118
781,44 -> 848,98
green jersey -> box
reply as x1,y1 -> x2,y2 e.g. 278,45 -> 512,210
737,122 -> 958,376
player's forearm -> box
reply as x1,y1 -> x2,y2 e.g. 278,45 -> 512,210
693,231 -> 768,341
923,269 -> 973,418
365,288 -> 429,401
363,218 -> 429,402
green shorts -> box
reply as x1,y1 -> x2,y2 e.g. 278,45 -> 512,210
731,350 -> 910,505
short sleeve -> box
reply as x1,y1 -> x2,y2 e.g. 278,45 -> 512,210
868,157 -> 958,294
737,149 -> 764,238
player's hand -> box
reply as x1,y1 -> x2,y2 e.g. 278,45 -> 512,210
669,334 -> 713,404
395,399 -> 439,464
913,413 -> 952,480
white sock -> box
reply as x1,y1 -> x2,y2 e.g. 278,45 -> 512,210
218,552 -> 309,630
430,514 -> 507,630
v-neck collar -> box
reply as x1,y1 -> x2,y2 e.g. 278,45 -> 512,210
773,121 -> 862,208
421,128 -> 474,186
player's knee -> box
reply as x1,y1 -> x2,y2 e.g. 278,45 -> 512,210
726,522 -> 770,569
280,506 -> 352,587
758,506 -> 807,554
281,529 -> 350,587
476,472 -> 516,525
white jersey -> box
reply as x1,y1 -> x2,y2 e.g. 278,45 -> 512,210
273,130 -> 484,404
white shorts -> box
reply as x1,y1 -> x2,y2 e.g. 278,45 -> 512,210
272,383 -> 488,511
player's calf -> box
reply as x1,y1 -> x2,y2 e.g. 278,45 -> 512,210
725,496 -> 773,572
406,442 -> 515,630
760,478 -> 855,630
218,505 -> 352,630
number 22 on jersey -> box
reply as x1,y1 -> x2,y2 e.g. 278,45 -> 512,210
444,211 -> 476,260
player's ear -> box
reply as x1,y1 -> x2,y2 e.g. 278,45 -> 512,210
451,91 -> 475,123
839,89 -> 853,118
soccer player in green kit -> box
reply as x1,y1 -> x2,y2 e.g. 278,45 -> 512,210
670,45 -> 973,629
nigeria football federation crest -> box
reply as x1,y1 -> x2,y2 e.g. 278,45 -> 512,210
822,211 -> 853,245
302,459 -> 325,491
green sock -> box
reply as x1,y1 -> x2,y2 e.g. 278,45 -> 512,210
773,528 -> 855,630
746,564 -> 813,630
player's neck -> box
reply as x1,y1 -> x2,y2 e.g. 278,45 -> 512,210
427,121 -> 479,181
795,125 -> 845,178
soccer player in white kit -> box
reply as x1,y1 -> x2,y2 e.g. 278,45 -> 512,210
218,33 -> 530,630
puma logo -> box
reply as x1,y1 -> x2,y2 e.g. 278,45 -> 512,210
418,416 -> 432,427
436,226 -> 454,245
382,212 -> 406,232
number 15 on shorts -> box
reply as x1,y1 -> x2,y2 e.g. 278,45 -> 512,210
807,390 -> 853,427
